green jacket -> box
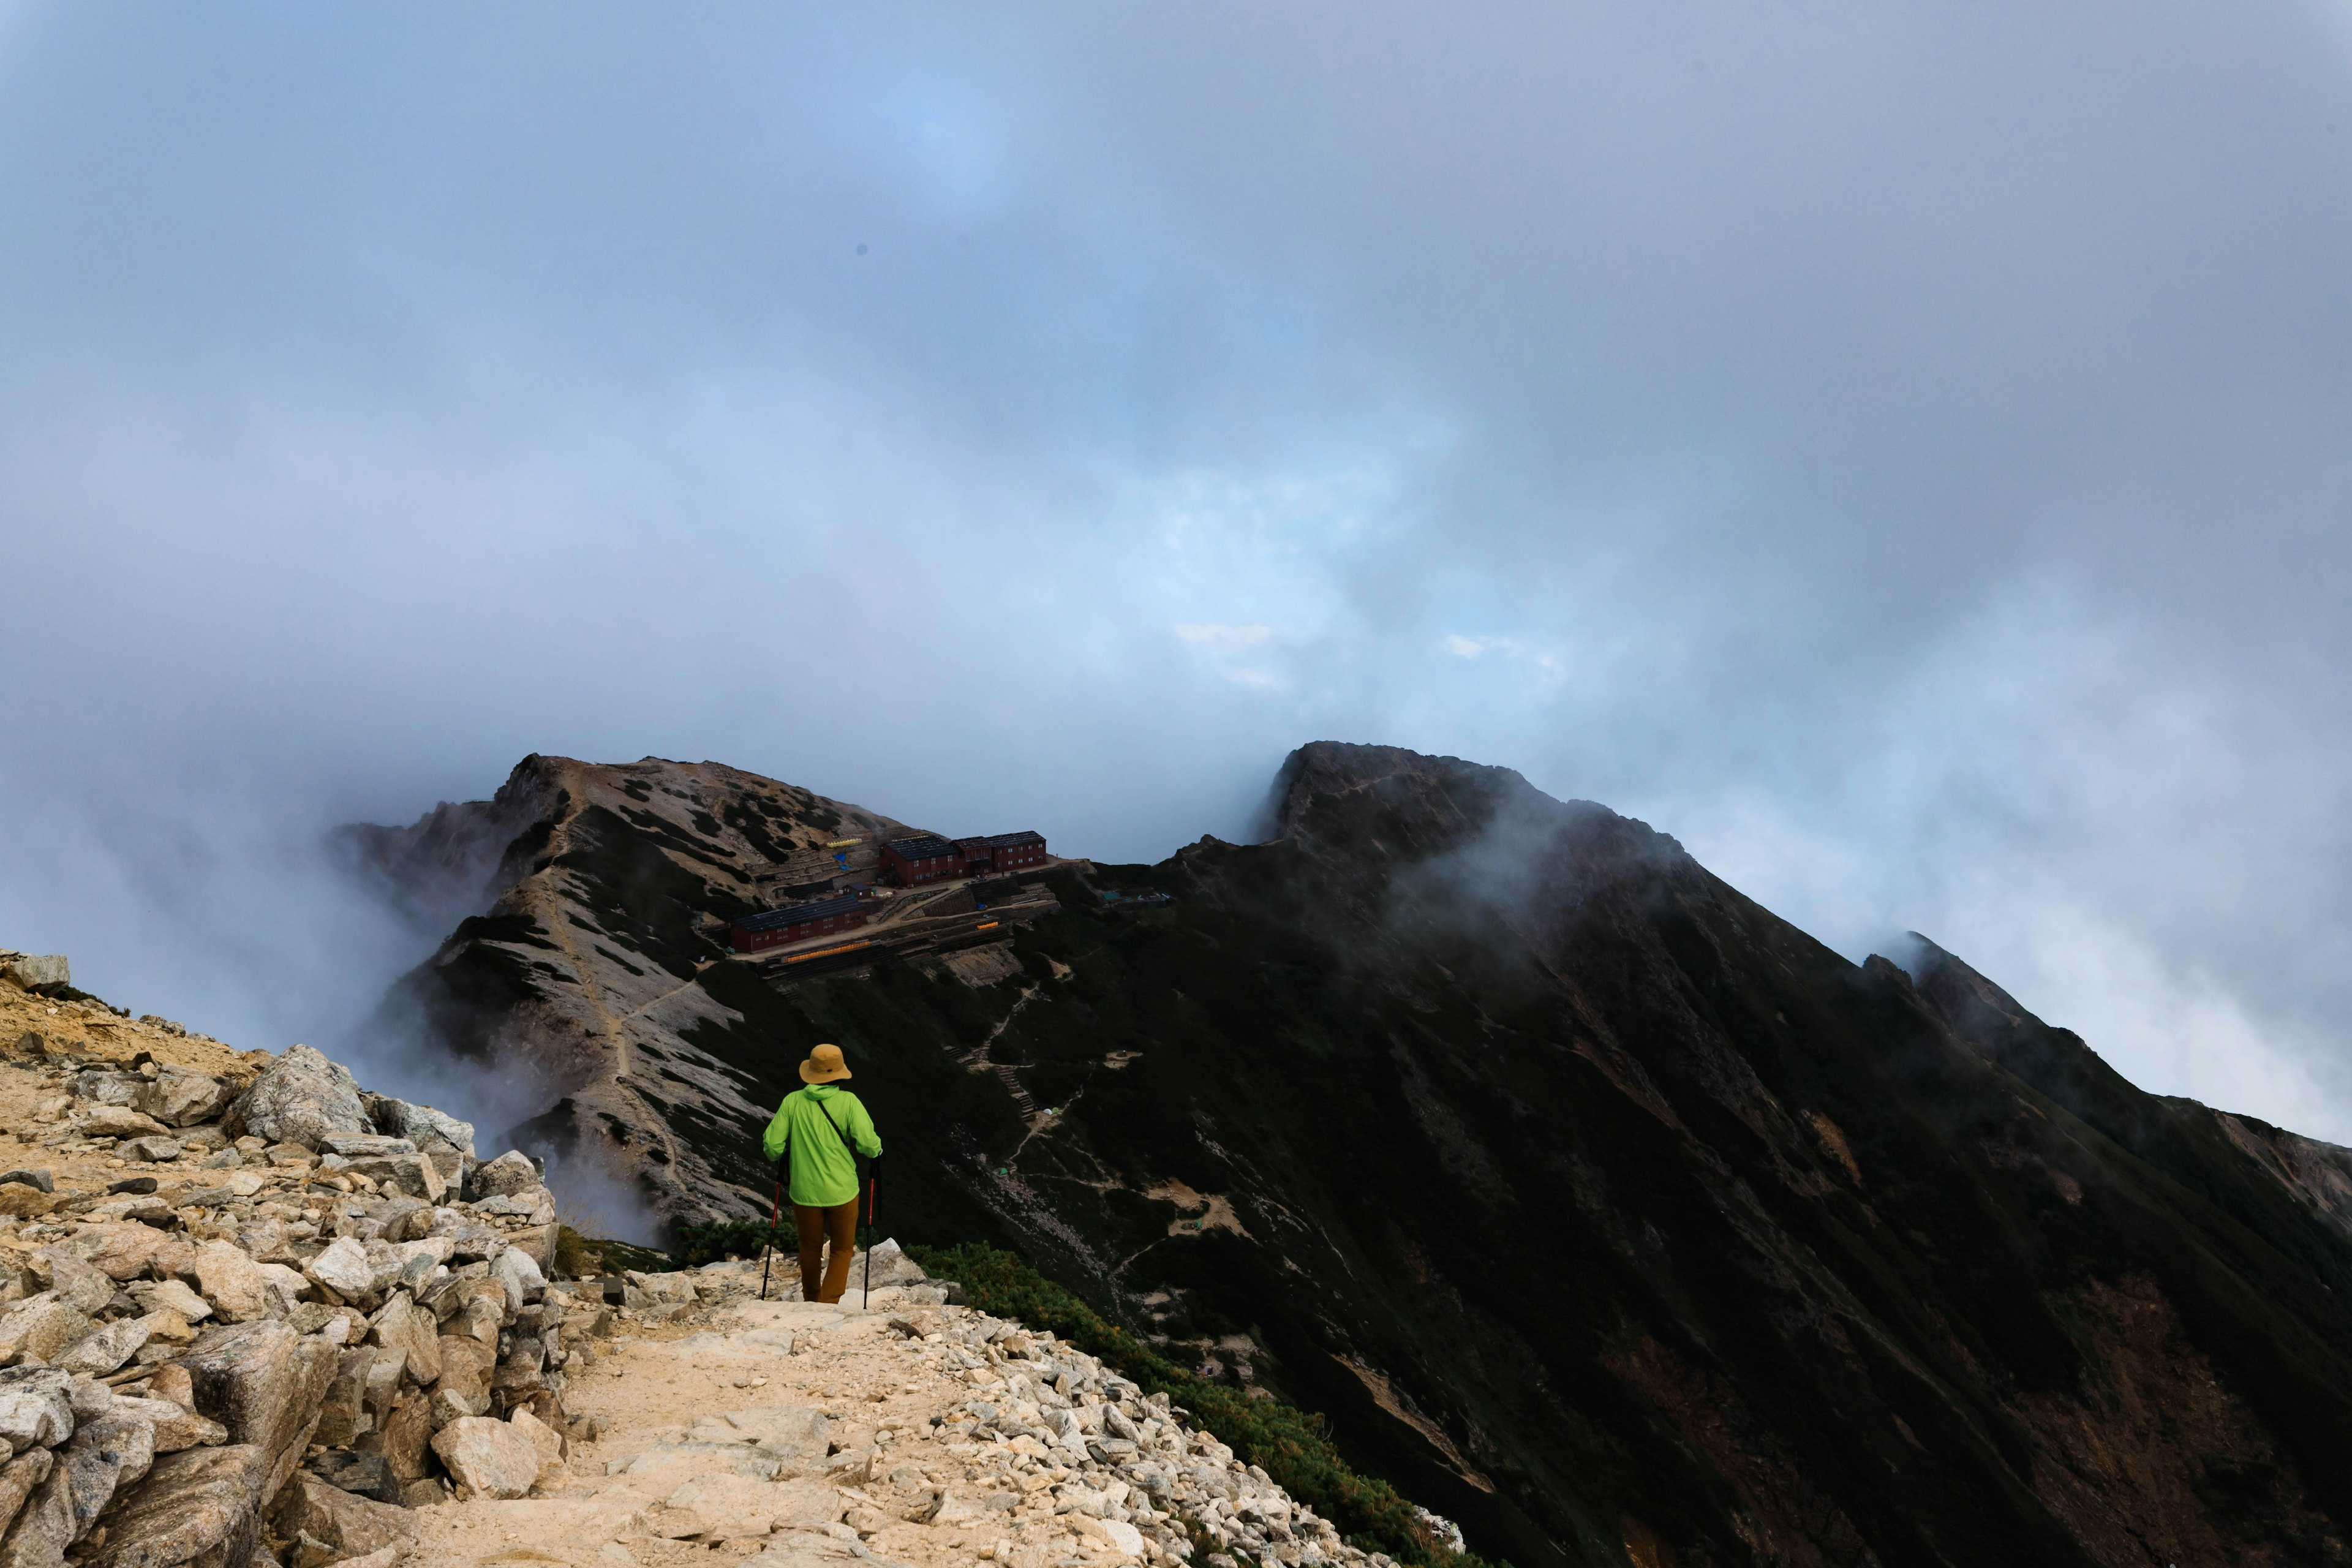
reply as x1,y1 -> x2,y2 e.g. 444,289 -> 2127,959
761,1085 -> 882,1208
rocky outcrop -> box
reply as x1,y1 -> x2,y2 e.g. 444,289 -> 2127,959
0,1026 -> 611,1568
223,1047 -> 370,1150
0,960 -> 67,997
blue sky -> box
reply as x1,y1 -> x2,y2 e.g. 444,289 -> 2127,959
4,1 -> 2351,1138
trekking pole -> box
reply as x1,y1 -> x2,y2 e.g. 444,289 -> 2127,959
757,1164 -> 785,1301
862,1155 -> 879,1309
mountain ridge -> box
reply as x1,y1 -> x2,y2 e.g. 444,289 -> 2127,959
346,741 -> 2352,1567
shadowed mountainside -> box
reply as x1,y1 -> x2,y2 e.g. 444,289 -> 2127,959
355,742 -> 2352,1567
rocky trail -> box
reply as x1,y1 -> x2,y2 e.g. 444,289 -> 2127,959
0,957 -> 1415,1568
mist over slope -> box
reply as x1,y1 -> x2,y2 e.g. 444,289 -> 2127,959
350,742 -> 2352,1566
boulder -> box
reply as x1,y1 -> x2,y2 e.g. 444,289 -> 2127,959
504,1224 -> 556,1272
55,1319 -> 149,1378
0,959 -> 66,993
491,1248 -> 545,1313
303,1238 -> 374,1302
432,1219 -> 505,1265
0,1373 -> 73,1453
109,1396 -> 225,1455
361,1096 -> 475,1161
192,1243 -> 273,1323
138,1310 -> 196,1348
508,1407 -> 566,1483
73,1072 -> 143,1107
115,1137 -> 180,1164
0,1194 -> 50,1223
467,1152 -> 540,1202
660,1473 -> 782,1539
77,1443 -> 271,1568
472,1187 -> 554,1222
312,1349 -> 375,1449
76,1107 -> 170,1140
0,1175 -> 51,1196
223,1046 -> 369,1152
639,1505 -> 708,1541
1076,1516 -> 1147,1558
358,1393 -> 431,1483
683,1406 -> 830,1475
0,1453 -> 48,1544
431,1337 -> 494,1422
761,1477 -> 848,1532
29,1251 -> 114,1316
83,1226 -> 197,1284
364,1294 -> 440,1385
0,1299 -> 94,1366
379,1200 -> 433,1245
126,1279 -> 211,1323
180,1321 -> 337,1505
131,1070 -> 232,1130
55,1411 -> 155,1542
143,1365 -> 194,1411
621,1272 -> 699,1312
359,1351 -> 405,1425
317,1134 -> 413,1160
452,1290 -> 503,1349
0,1455 -> 72,1568
255,1264 -> 308,1316
429,1417 -> 539,1499
66,1377 -> 111,1423
303,1450 -> 399,1506
342,1153 -> 443,1204
859,1239 -> 926,1287
270,1474 -> 415,1562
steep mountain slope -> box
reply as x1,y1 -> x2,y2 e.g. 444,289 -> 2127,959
345,754 -> 917,1226
357,743 -> 2352,1567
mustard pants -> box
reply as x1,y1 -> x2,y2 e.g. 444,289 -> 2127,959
793,1199 -> 859,1303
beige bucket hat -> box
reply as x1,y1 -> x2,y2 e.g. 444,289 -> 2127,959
799,1043 -> 853,1084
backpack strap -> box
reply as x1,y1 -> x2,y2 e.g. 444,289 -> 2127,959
811,1092 -> 858,1156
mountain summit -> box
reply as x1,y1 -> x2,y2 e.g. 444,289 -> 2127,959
350,742 -> 2352,1566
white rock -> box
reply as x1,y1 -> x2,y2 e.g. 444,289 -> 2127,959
1,956 -> 67,991
304,1237 -> 375,1300
225,1044 -> 370,1148
1077,1517 -> 1146,1558
430,1416 -> 541,1499
0,1382 -> 73,1453
491,1247 -> 545,1313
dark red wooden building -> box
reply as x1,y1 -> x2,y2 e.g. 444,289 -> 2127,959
878,834 -> 963,886
956,831 -> 1048,876
728,893 -> 868,952
881,829 -> 1049,886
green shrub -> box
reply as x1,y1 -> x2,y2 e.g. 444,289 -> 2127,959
910,1243 -> 1499,1568
565,1234 -> 681,1276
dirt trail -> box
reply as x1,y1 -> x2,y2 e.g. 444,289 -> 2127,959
413,1265 -> 1384,1568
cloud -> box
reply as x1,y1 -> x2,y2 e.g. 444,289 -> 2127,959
2,1 -> 2350,1142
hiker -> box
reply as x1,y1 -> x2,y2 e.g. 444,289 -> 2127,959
761,1042 -> 883,1303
